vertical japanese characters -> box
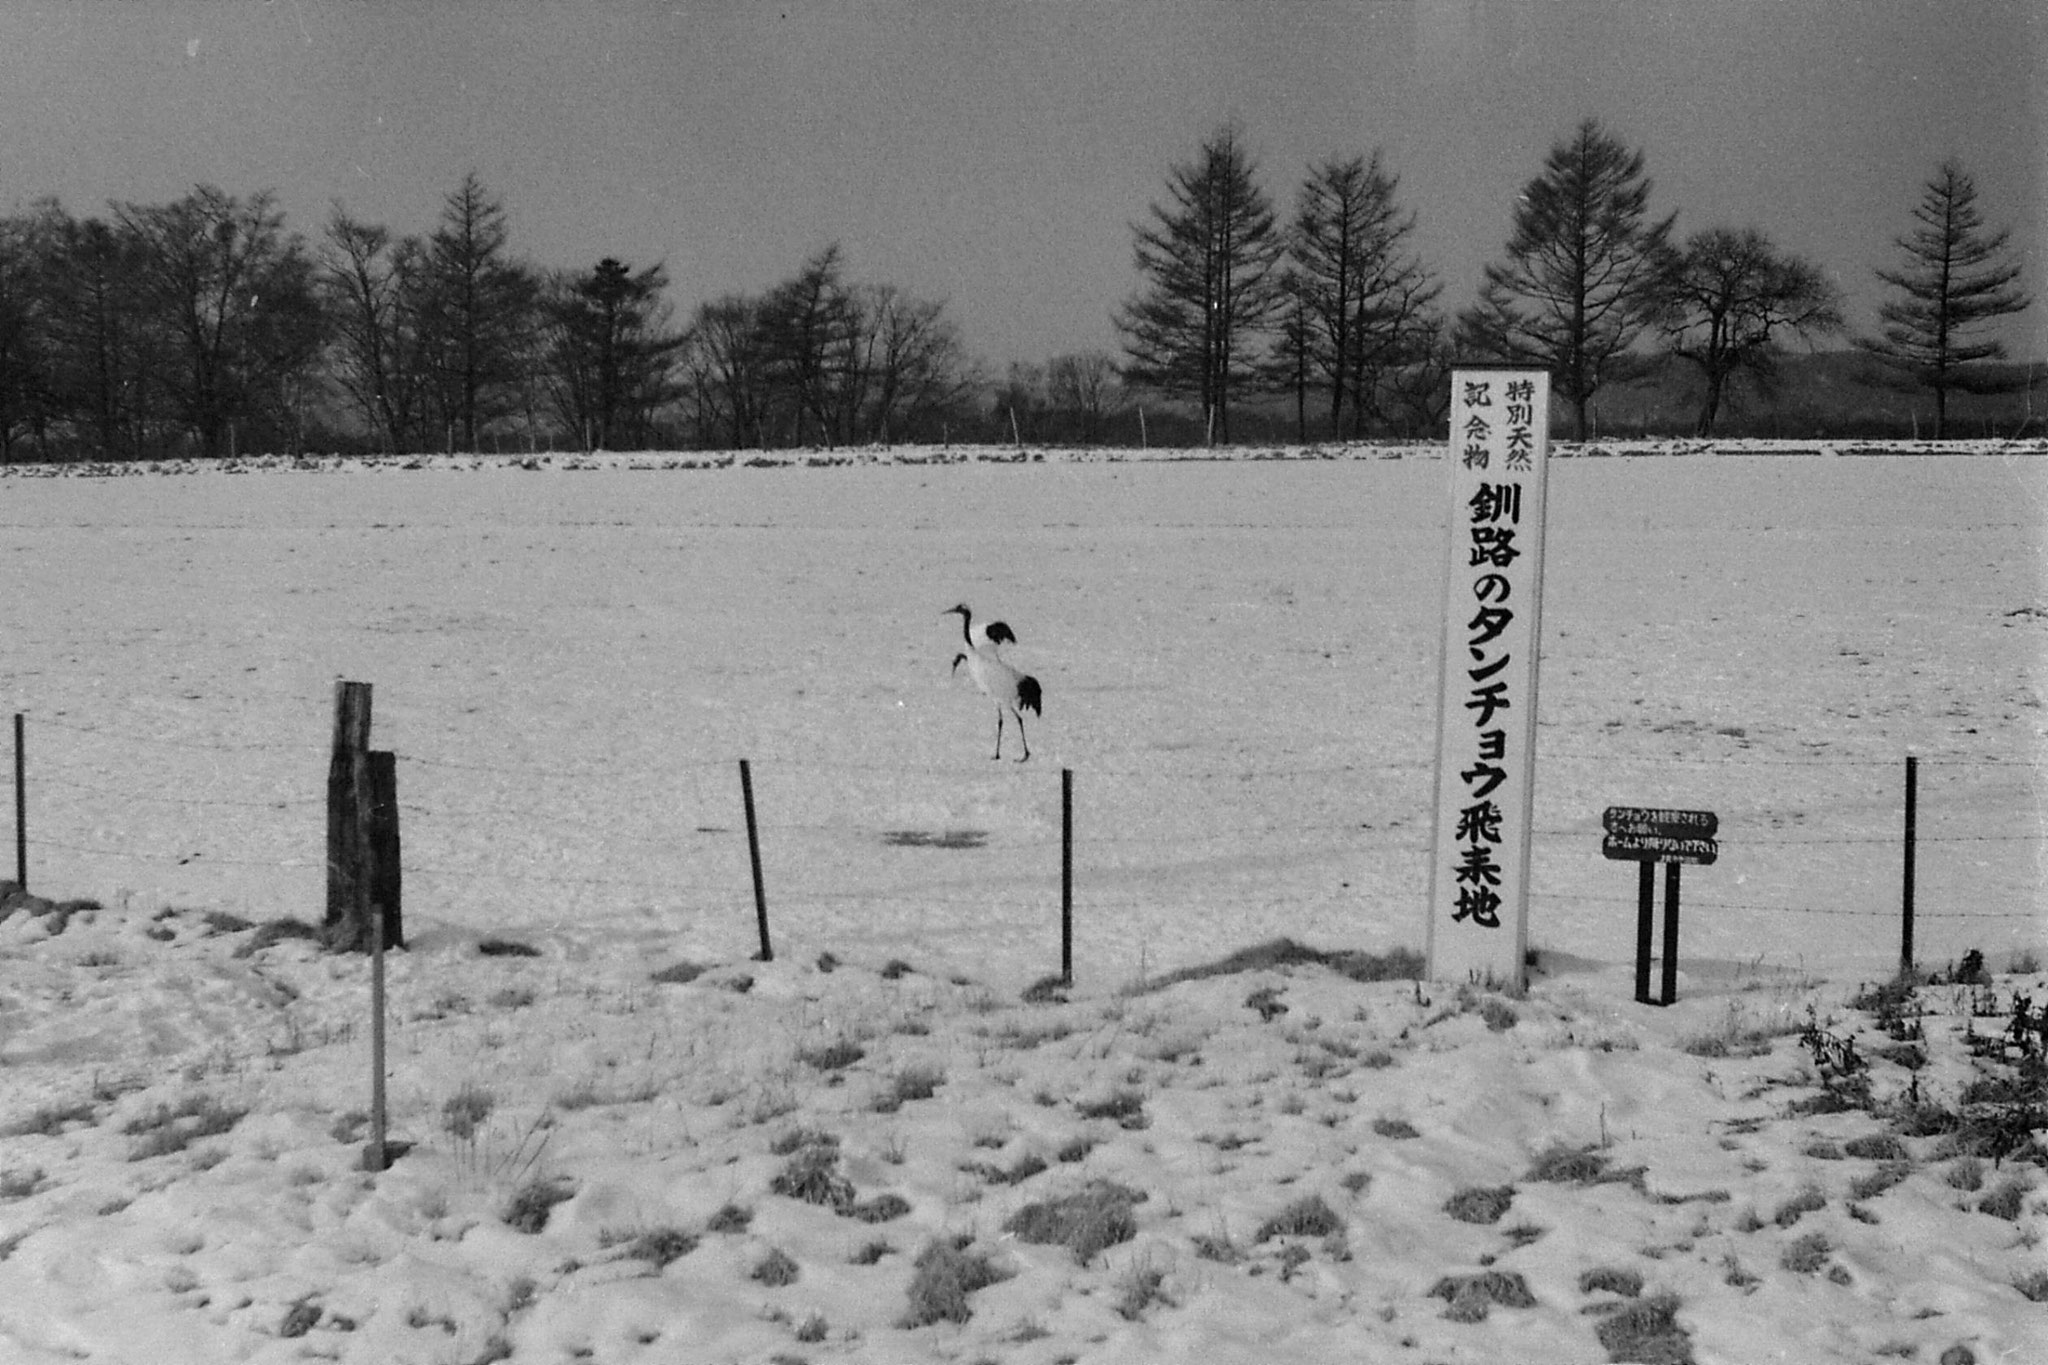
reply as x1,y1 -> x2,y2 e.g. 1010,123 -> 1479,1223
1428,372 -> 1549,985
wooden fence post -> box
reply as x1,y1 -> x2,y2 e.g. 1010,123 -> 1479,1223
368,751 -> 402,949
326,681 -> 375,949
739,759 -> 771,961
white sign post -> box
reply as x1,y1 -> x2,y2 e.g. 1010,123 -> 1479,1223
1426,367 -> 1551,990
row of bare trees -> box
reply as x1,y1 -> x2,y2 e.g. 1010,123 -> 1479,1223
0,175 -> 986,462
1117,120 -> 2031,441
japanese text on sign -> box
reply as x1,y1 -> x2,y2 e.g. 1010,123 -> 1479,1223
1428,370 -> 1550,988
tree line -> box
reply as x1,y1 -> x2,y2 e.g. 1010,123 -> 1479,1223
1120,118 -> 2031,443
0,126 -> 2032,461
0,174 -> 992,462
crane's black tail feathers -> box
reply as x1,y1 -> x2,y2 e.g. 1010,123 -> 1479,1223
1017,675 -> 1042,715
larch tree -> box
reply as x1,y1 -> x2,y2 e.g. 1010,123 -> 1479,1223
1290,151 -> 1440,437
413,173 -> 539,452
1457,118 -> 1676,440
757,244 -> 859,446
1658,226 -> 1844,436
1861,159 -> 2031,438
543,257 -> 686,450
1116,122 -> 1285,445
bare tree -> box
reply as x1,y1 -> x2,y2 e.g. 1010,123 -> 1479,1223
1458,118 -> 1676,439
117,185 -> 325,458
321,208 -> 431,451
1861,159 -> 2031,438
1047,349 -> 1120,444
1291,151 -> 1441,437
849,283 -> 976,444
681,294 -> 772,449
1658,227 -> 1844,436
1117,122 -> 1285,445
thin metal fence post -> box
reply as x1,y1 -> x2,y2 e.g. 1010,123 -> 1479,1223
13,713 -> 24,891
366,903 -> 388,1173
1061,768 -> 1074,985
1901,754 -> 1918,975
740,759 -> 771,961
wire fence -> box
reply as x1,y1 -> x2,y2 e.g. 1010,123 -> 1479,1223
7,703 -> 2042,983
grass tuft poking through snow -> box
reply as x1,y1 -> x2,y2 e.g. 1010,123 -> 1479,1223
1003,1182 -> 1145,1262
899,1238 -> 1011,1327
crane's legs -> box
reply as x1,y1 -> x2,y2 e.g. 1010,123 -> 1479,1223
991,708 -> 1030,761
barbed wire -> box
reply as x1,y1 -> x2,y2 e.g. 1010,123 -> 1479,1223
8,709 -> 2039,939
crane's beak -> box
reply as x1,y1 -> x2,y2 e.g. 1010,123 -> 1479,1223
950,653 -> 966,674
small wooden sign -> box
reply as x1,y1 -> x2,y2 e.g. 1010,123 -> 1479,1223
1600,805 -> 1719,1006
1602,807 -> 1718,865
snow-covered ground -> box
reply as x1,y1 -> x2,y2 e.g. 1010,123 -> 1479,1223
0,440 -> 2043,1363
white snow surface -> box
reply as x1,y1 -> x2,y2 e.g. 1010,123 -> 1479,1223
0,440 -> 2042,1363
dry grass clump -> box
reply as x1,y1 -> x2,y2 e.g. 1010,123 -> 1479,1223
1590,1291 -> 1694,1364
2013,1269 -> 2048,1303
231,918 -> 323,957
650,960 -> 707,985
751,1246 -> 800,1286
844,1192 -> 912,1223
1780,1231 -> 1831,1274
441,1084 -> 496,1141
796,1038 -> 865,1071
2,1099 -> 98,1138
1372,1116 -> 1420,1139
1975,1176 -> 2031,1221
1002,1181 -> 1145,1262
503,1176 -> 574,1234
770,1140 -> 855,1211
873,1063 -> 944,1112
623,1227 -> 698,1268
1428,1269 -> 1536,1322
1842,1133 -> 1909,1161
1443,1184 -> 1515,1225
1772,1184 -> 1827,1227
1849,1162 -> 1913,1200
1145,937 -> 1423,990
1525,1142 -> 1643,1187
1076,1088 -> 1148,1129
1578,1265 -> 1644,1297
124,1093 -> 247,1161
1113,1255 -> 1172,1321
899,1238 -> 1012,1327
1256,1193 -> 1345,1242
477,938 -> 540,958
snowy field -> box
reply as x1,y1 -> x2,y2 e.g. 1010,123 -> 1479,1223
0,440 -> 2043,1363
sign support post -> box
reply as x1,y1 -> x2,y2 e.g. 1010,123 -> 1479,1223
1427,366 -> 1551,991
1603,806 -> 1718,1006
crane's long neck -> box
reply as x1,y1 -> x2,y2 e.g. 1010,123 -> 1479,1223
955,609 -> 975,648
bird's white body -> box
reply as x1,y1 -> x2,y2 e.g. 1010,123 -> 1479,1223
944,604 -> 1041,761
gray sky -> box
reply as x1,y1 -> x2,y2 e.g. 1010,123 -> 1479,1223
2,0 -> 2039,367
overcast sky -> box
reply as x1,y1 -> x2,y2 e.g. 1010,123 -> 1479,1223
1,1 -> 2039,368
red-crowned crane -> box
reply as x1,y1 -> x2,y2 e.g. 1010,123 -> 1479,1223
943,603 -> 1041,761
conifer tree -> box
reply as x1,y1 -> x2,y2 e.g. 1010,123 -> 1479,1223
1861,159 -> 2031,438
1117,123 -> 1285,445
1458,119 -> 1675,440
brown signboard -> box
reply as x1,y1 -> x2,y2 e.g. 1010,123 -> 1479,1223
1603,807 -> 1718,840
1602,833 -> 1718,866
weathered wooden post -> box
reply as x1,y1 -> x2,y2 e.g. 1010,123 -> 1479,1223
367,750 -> 403,949
326,681 -> 375,950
